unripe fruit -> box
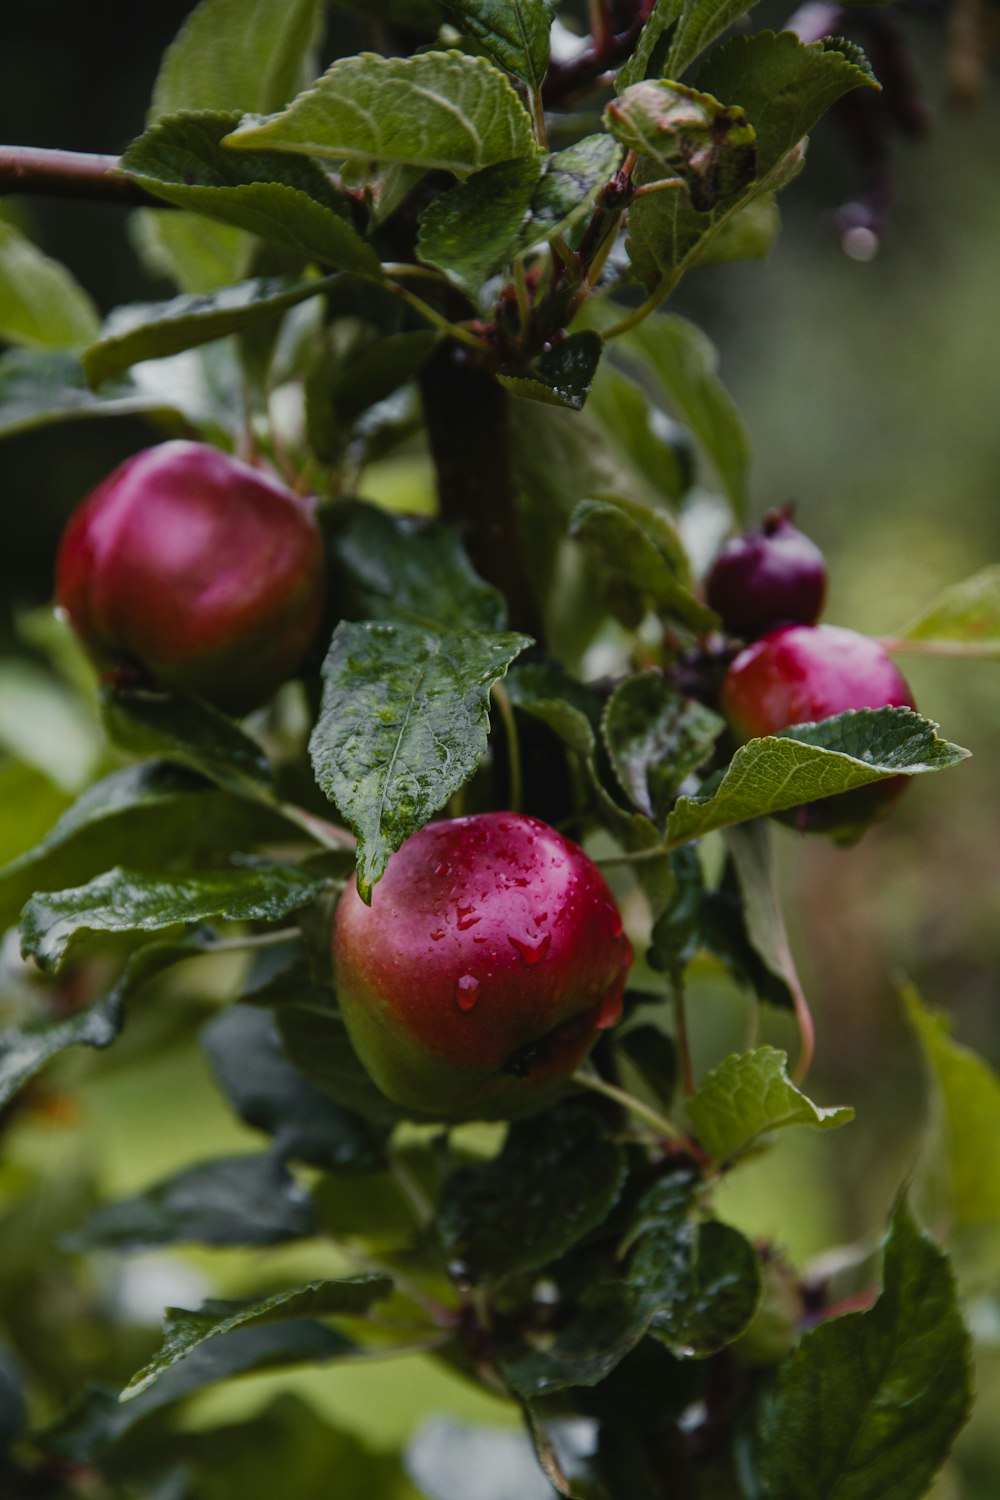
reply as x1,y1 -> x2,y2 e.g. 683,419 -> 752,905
56,441 -> 325,714
721,623 -> 916,835
332,813 -> 633,1120
706,508 -> 827,638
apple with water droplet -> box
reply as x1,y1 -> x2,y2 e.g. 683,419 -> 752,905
332,813 -> 633,1119
56,441 -> 326,714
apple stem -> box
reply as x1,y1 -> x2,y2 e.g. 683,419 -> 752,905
491,683 -> 523,812
390,1149 -> 435,1228
573,1067 -> 689,1148
672,982 -> 696,1095
274,800 -> 356,851
206,927 -> 302,953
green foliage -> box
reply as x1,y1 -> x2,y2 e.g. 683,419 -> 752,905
417,158 -> 543,294
0,221 -> 101,349
444,0 -> 556,90
894,564 -> 1000,658
687,1046 -> 854,1163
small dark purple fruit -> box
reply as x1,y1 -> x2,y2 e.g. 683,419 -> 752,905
706,507 -> 827,638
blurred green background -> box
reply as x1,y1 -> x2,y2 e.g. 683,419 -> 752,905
1,2 -> 998,1495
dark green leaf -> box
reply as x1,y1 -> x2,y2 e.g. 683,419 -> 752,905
45,1323 -> 346,1461
616,315 -> 749,516
0,348 -> 191,441
697,31 -> 878,178
755,1198 -> 972,1500
666,0 -> 765,80
435,1105 -> 626,1282
150,0 -> 323,118
122,112 -> 382,278
322,500 -> 506,633
277,1002 -> 416,1124
310,329 -> 437,442
101,687 -> 276,797
417,157 -> 543,294
122,1275 -> 390,1398
893,564 -> 1000,659
444,0 -> 556,88
695,190 -> 780,265
585,361 -> 694,506
521,134 -> 624,249
0,762 -> 289,933
665,709 -> 970,847
0,222 -> 100,349
602,670 -> 724,819
309,620 -> 531,900
723,820 -> 806,1011
687,1046 -> 853,1163
570,498 -> 716,630
21,863 -> 326,973
617,1025 -> 678,1107
66,1153 -> 316,1252
83,275 -> 335,386
498,331 -> 603,410
606,81 -> 756,212
617,0 -> 685,89
647,845 -> 704,981
225,52 -> 536,174
204,1005 -> 387,1170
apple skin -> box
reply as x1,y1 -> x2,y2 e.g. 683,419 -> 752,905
721,623 -> 917,836
332,813 -> 633,1120
706,509 -> 827,639
56,441 -> 325,715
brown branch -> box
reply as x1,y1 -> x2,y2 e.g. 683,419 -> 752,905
0,146 -> 164,206
542,1 -> 655,106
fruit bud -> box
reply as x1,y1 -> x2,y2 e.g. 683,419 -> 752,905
706,507 -> 827,639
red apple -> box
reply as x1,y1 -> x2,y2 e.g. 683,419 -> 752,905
56,441 -> 325,714
332,813 -> 633,1120
721,623 -> 916,835
707,508 -> 827,639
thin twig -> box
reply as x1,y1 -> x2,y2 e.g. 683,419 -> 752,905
672,982 -> 695,1096
573,1066 -> 689,1147
387,281 -> 488,352
275,800 -> 357,851
491,682 -> 523,813
0,145 -> 162,205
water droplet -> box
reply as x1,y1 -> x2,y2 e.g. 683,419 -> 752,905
434,862 -> 450,877
596,985 -> 624,1030
429,928 -> 446,941
456,905 -> 481,931
455,974 -> 481,1011
509,932 -> 551,966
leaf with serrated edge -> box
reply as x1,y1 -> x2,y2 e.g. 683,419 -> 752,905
445,0 -> 556,89
310,621 -> 531,900
224,51 -> 536,175
21,864 -> 326,973
101,687 -> 276,798
570,498 -> 715,631
417,157 -> 542,294
498,332 -> 603,411
893,565 -> 1000,659
0,223 -> 101,350
122,113 -> 381,278
687,1046 -> 853,1162
83,275 -> 336,386
665,708 -> 969,848
755,1198 -> 971,1500
602,670 -> 723,819
520,134 -> 624,249
122,1274 -> 391,1398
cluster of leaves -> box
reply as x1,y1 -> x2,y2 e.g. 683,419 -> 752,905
1,0 -> 999,1496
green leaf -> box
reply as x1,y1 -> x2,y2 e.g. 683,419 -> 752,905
893,565 -> 1000,659
617,314 -> 749,516
617,1025 -> 678,1107
665,708 -> 970,848
82,274 -> 335,386
570,498 -> 716,631
666,0 -> 765,80
903,984 -> 1000,1234
697,31 -> 878,178
122,1275 -> 390,1399
520,134 -> 624,249
21,863 -> 326,973
617,0 -> 685,89
0,348 -> 190,439
204,1005 -> 387,1171
150,0 -> 323,118
606,81 -> 756,213
0,934 -> 210,1111
0,659 -> 102,793
224,52 -> 536,175
417,157 -> 543,295
277,1003 -> 415,1124
0,764 -> 293,934
122,112 -> 382,278
584,361 -> 694,506
723,820 -> 806,1007
695,190 -> 780,266
45,1326 -> 348,1462
498,331 -> 604,411
687,1046 -> 853,1163
101,687 -> 276,798
309,620 -> 531,901
602,670 -> 724,819
444,0 -> 555,89
67,1152 -> 316,1252
435,1105 -> 626,1283
0,222 -> 100,349
755,1198 -> 972,1500
322,500 -> 506,633
131,206 -> 252,295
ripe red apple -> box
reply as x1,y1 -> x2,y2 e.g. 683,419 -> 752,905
706,508 -> 827,639
332,813 -> 633,1120
721,623 -> 917,835
56,441 -> 326,714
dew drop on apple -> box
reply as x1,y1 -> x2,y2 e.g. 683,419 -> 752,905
508,932 -> 551,966
456,905 -> 481,931
455,974 -> 481,1011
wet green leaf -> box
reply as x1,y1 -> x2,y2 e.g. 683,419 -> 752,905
417,157 -> 542,294
602,670 -> 724,819
444,0 -> 556,88
101,687 -> 276,797
687,1047 -> 853,1163
498,332 -> 603,410
606,81 -> 755,212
